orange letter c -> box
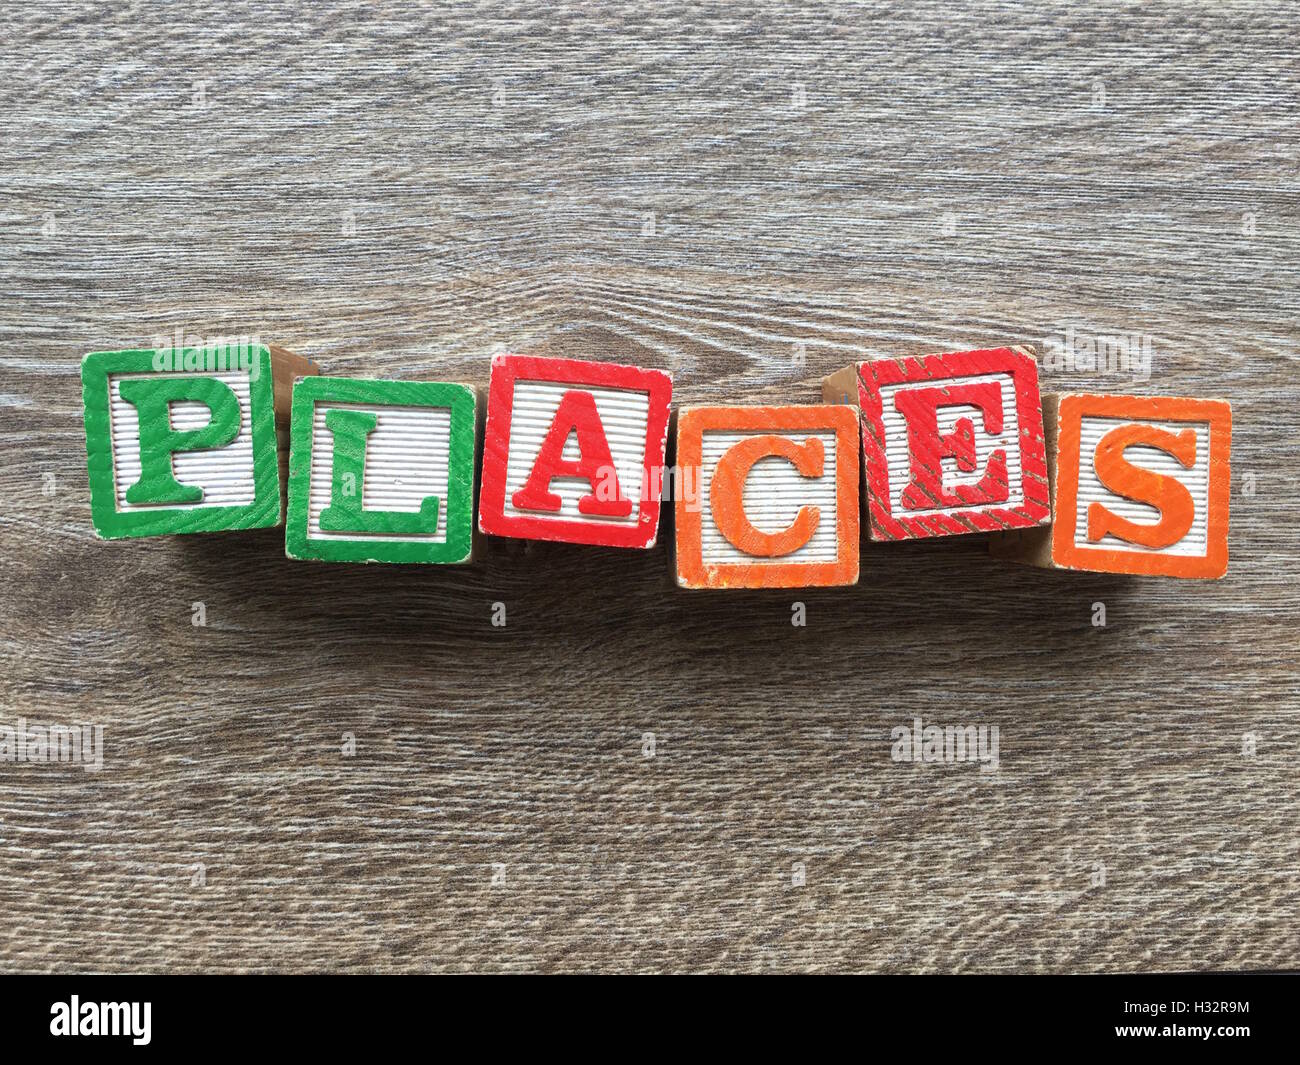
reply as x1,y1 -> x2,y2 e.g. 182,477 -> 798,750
710,435 -> 824,557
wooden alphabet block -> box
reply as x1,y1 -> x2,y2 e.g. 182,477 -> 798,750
674,405 -> 860,589
989,393 -> 1231,578
82,342 -> 317,539
284,377 -> 477,564
477,353 -> 672,548
824,346 -> 1050,539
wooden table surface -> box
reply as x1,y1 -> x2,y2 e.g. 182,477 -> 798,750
3,2 -> 1297,973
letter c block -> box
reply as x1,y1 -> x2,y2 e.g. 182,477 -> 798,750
674,405 -> 860,589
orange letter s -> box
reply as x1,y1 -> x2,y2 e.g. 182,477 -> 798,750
1088,424 -> 1197,550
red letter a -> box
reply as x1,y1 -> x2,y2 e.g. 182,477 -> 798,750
510,390 -> 632,517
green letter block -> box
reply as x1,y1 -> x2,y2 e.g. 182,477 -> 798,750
284,377 -> 477,564
81,344 -> 281,538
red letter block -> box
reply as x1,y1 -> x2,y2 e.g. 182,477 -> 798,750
825,346 -> 1050,539
674,405 -> 860,589
478,354 -> 672,548
989,393 -> 1231,578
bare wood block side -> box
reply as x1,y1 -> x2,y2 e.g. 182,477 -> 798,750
269,343 -> 320,426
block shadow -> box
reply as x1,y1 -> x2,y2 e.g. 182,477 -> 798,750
170,522 -> 1145,710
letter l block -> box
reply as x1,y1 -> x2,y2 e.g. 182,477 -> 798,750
284,376 -> 477,564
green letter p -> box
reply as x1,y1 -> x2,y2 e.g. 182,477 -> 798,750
118,377 -> 242,505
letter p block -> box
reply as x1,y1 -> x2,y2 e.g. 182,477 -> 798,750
674,405 -> 860,589
81,343 -> 306,539
284,377 -> 477,564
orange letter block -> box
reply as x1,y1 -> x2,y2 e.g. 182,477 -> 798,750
674,405 -> 860,589
989,393 -> 1231,578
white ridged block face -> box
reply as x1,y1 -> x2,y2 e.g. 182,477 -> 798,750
1073,416 -> 1211,556
306,403 -> 452,544
108,370 -> 255,511
501,380 -> 651,526
699,429 -> 840,565
877,372 -> 1022,516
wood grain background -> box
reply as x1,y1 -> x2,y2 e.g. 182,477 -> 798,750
2,1 -> 1297,973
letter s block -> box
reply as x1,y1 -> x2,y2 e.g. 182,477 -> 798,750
284,377 -> 477,564
674,405 -> 860,589
990,393 -> 1231,578
82,343 -> 316,539
825,346 -> 1050,539
478,354 -> 673,548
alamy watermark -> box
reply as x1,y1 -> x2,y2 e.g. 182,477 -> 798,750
891,717 -> 999,773
585,463 -> 702,511
1040,326 -> 1152,381
0,719 -> 104,772
148,329 -> 263,377
50,996 -> 150,1045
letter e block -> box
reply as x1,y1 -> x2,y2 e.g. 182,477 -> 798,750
674,405 -> 860,589
284,377 -> 477,564
478,354 -> 672,548
825,346 -> 1049,539
82,343 -> 315,539
990,393 -> 1231,578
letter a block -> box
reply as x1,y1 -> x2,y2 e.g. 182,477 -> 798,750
674,405 -> 860,589
478,354 -> 672,548
82,343 -> 315,539
284,377 -> 477,564
825,346 -> 1050,539
990,393 -> 1231,578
